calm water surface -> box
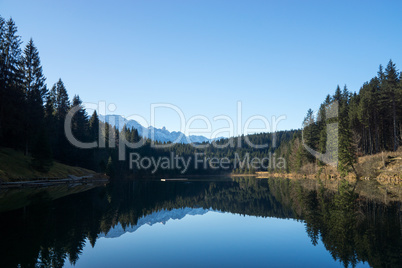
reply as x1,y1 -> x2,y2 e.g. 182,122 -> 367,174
0,177 -> 400,267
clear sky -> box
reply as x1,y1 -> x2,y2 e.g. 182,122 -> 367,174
2,0 -> 402,137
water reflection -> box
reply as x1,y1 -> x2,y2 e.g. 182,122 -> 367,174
98,207 -> 213,239
0,177 -> 400,267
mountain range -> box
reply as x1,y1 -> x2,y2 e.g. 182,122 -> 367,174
98,207 -> 212,239
99,114 -> 212,144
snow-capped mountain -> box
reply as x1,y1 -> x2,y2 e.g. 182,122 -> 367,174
98,207 -> 212,239
98,114 -> 211,144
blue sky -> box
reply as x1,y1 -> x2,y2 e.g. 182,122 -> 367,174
2,0 -> 402,136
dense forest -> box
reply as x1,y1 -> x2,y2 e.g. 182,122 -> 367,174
0,15 -> 298,177
0,15 -> 125,173
278,59 -> 402,176
1,15 -> 401,178
115,59 -> 402,177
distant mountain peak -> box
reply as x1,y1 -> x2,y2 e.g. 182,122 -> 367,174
98,114 -> 212,144
98,207 -> 212,239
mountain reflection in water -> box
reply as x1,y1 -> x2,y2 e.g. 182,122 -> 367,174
0,177 -> 400,268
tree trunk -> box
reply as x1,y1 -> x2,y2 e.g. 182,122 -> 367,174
374,110 -> 380,153
368,125 -> 372,154
392,98 -> 398,151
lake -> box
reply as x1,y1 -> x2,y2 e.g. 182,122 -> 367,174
0,177 -> 400,267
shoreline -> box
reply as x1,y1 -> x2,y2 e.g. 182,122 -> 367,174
253,171 -> 402,185
0,173 -> 109,189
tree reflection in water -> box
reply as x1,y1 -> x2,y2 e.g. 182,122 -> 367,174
0,178 -> 400,268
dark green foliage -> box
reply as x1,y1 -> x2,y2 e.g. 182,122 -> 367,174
289,60 -> 401,176
0,17 -> 25,149
89,111 -> 99,144
31,127 -> 53,172
302,108 -> 319,162
0,15 -> 301,176
69,95 -> 90,166
22,38 -> 47,155
384,60 -> 400,151
355,61 -> 401,154
338,86 -> 357,176
0,15 -> 401,178
52,79 -> 71,161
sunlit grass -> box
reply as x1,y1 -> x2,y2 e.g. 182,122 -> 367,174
0,147 -> 95,182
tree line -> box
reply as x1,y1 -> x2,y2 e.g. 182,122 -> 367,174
0,16 -> 117,172
141,61 -> 402,177
273,60 -> 402,176
2,15 -> 401,177
0,15 -> 299,176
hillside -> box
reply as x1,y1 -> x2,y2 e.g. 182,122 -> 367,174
0,147 -> 95,182
257,149 -> 402,186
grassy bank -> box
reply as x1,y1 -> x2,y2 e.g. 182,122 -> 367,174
0,147 -> 95,182
255,149 -> 402,185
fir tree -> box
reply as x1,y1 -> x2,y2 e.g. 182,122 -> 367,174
337,86 -> 356,176
22,38 -> 47,155
55,79 -> 70,121
69,95 -> 89,166
44,85 -> 57,154
54,79 -> 70,161
384,60 -> 400,151
89,110 -> 100,144
0,18 -> 24,148
88,110 -> 101,170
302,108 -> 318,163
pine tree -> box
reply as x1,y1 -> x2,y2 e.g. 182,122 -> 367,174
0,18 -> 25,148
302,108 -> 318,163
53,79 -> 70,161
358,79 -> 381,154
69,95 -> 89,166
71,95 -> 88,143
89,110 -> 99,144
22,38 -> 47,155
89,110 -> 101,170
55,79 -> 70,121
384,60 -> 400,151
45,85 -> 56,121
317,96 -> 331,165
44,85 -> 58,154
333,85 -> 342,102
337,86 -> 356,176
